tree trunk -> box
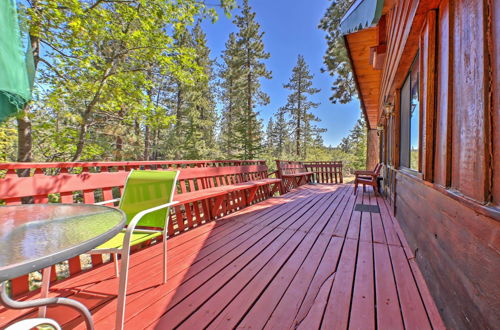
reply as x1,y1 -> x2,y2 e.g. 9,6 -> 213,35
144,124 -> 150,160
246,52 -> 252,160
227,79 -> 233,157
72,66 -> 112,161
72,122 -> 88,162
115,135 -> 123,161
296,73 -> 302,157
174,84 -> 183,159
16,13 -> 40,166
17,108 -> 32,167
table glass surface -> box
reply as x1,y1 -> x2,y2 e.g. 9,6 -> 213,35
0,204 -> 125,281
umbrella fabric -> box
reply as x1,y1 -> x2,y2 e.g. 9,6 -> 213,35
0,0 -> 34,123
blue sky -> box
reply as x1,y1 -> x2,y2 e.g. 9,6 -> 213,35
202,0 -> 361,147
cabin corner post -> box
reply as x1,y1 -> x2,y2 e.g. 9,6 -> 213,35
366,128 -> 380,170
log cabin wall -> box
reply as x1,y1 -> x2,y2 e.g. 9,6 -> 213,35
366,0 -> 499,328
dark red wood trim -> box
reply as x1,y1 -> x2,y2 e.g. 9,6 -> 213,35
390,165 -> 500,221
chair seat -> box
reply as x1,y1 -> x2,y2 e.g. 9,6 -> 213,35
93,230 -> 162,250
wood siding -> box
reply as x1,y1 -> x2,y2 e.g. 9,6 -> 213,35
434,0 -> 452,187
451,0 -> 489,203
492,0 -> 500,205
419,10 -> 437,181
367,0 -> 500,328
395,173 -> 500,328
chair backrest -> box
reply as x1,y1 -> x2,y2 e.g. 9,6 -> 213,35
374,163 -> 382,175
119,170 -> 179,229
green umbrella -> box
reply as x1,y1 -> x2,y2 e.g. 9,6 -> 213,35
0,0 -> 34,123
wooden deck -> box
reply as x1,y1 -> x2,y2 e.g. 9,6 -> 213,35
0,184 -> 445,329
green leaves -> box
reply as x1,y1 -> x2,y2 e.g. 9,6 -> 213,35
219,0 -> 271,160
281,55 -> 323,158
16,0 -> 233,162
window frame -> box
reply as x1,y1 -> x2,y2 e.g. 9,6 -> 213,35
399,54 -> 422,174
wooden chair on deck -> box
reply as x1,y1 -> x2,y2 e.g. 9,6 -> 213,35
354,163 -> 382,195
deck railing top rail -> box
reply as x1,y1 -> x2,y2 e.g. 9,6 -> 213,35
0,160 -> 266,170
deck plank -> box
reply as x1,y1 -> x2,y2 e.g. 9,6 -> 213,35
28,187 -> 321,329
349,240 -> 375,330
150,188 -> 338,328
389,245 -> 432,330
126,189 -> 333,329
92,186 -> 326,329
0,188 -> 312,323
208,187 -> 351,329
374,242 -> 404,330
0,184 -> 445,330
321,238 -> 359,329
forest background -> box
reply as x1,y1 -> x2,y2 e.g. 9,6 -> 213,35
0,0 -> 367,173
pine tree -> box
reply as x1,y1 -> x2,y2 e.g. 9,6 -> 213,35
272,106 -> 289,158
234,0 -> 271,159
163,23 -> 217,160
283,55 -> 321,158
319,0 -> 356,104
265,117 -> 275,151
183,22 -> 218,159
219,33 -> 244,159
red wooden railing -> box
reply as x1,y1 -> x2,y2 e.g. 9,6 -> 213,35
303,161 -> 343,184
275,160 -> 343,193
0,160 -> 271,296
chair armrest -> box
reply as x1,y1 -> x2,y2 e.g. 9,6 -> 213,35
94,198 -> 121,206
122,201 -> 179,249
354,170 -> 374,175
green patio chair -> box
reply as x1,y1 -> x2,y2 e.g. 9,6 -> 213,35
92,169 -> 179,330
38,170 -> 179,330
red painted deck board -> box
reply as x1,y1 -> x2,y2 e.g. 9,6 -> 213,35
0,184 -> 445,330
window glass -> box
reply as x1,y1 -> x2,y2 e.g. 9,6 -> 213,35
400,54 -> 420,171
409,56 -> 420,170
400,74 -> 411,167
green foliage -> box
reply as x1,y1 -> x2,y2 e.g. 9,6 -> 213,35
218,0 -> 271,160
0,119 -> 17,162
4,0 -> 370,169
318,0 -> 356,104
337,117 -> 367,172
271,55 -> 324,159
218,33 -> 243,158
14,0 -> 233,162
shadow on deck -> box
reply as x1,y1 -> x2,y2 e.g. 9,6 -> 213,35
0,184 -> 445,329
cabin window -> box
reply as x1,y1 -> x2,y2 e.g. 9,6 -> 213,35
400,54 -> 420,171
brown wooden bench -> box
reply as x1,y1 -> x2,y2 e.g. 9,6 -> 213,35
173,165 -> 281,225
0,160 -> 280,297
275,160 -> 314,193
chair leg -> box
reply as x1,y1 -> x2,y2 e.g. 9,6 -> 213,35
113,253 -> 120,278
163,236 -> 168,284
115,249 -> 130,330
38,267 -> 51,318
354,180 -> 358,194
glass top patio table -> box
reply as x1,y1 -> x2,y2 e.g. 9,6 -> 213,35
0,204 -> 126,282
